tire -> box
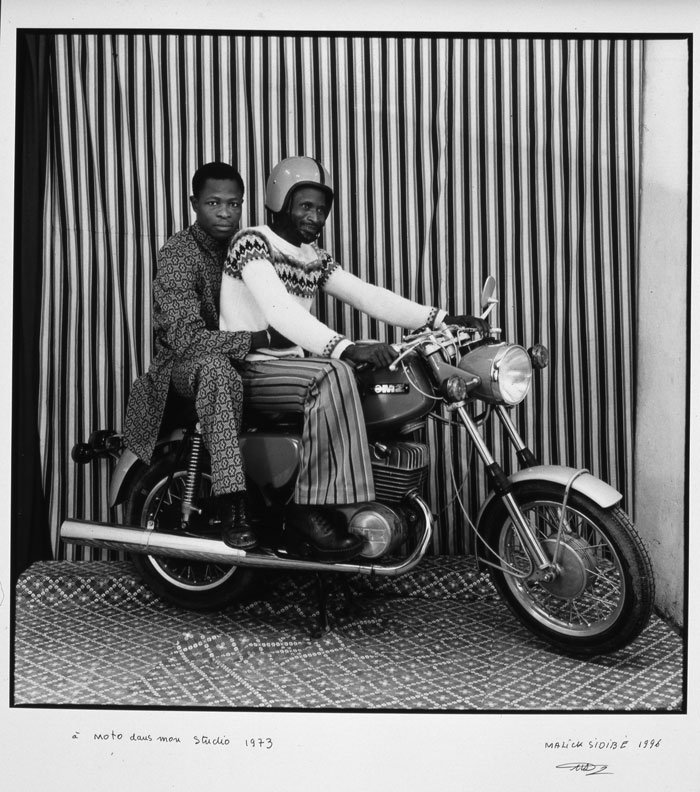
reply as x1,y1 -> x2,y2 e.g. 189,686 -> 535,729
123,448 -> 256,610
480,481 -> 655,657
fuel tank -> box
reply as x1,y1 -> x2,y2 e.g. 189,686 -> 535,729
357,355 -> 435,431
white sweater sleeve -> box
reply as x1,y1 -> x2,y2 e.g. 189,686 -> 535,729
240,258 -> 351,357
323,267 -> 445,329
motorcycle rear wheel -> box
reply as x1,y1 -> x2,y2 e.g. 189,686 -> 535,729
124,450 -> 257,610
480,481 -> 655,657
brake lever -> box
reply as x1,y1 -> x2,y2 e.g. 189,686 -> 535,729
388,344 -> 418,372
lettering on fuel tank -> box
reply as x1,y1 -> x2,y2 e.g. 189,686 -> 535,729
372,383 -> 410,395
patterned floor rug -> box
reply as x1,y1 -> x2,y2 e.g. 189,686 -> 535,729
12,558 -> 684,710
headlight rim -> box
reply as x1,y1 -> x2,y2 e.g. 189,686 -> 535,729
458,342 -> 533,406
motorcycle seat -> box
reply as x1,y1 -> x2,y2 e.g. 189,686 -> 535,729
158,384 -> 303,435
160,386 -> 198,433
242,407 -> 303,433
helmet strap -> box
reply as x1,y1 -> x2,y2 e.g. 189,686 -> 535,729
270,209 -> 304,246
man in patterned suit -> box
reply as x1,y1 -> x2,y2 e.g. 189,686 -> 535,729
220,156 -> 486,561
123,162 -> 269,549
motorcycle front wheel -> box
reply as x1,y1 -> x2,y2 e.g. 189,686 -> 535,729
124,450 -> 257,610
480,481 -> 655,657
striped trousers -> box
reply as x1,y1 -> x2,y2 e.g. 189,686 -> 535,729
241,357 -> 375,505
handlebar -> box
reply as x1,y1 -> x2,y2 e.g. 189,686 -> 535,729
389,325 -> 488,371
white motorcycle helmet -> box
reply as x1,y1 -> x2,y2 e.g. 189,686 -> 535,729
265,156 -> 334,213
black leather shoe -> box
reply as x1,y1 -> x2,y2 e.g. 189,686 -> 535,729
284,506 -> 363,561
218,492 -> 257,550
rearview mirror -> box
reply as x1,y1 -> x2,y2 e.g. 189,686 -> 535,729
481,276 -> 496,309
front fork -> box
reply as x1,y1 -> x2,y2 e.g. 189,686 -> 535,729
453,403 -> 555,581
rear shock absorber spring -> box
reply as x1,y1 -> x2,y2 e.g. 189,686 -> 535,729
181,424 -> 203,524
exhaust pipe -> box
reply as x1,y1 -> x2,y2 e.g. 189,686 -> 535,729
60,494 -> 433,577
60,519 -> 250,565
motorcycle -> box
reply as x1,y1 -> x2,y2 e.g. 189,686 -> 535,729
61,277 -> 655,656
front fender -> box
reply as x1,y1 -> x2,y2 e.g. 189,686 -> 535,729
476,464 -> 623,527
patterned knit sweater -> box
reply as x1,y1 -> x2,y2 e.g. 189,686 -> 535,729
221,225 -> 445,358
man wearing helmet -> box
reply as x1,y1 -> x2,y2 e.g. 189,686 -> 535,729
221,156 -> 484,560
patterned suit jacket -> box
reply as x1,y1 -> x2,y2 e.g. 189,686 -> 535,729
123,222 -> 252,463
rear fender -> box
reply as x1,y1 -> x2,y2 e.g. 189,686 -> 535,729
109,429 -> 185,507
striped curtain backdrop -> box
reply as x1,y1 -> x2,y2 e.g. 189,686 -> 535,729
38,34 -> 642,558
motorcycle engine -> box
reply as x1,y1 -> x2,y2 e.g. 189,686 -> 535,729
370,440 -> 430,500
347,503 -> 408,559
344,440 -> 430,559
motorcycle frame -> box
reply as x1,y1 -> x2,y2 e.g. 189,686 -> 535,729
67,329 -> 623,585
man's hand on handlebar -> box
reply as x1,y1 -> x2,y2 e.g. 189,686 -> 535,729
444,314 -> 490,335
340,342 -> 399,370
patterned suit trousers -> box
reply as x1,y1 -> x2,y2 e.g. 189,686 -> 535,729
241,357 -> 375,505
171,353 -> 246,495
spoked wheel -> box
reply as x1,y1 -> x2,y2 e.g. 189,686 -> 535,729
124,450 -> 256,610
480,481 -> 655,657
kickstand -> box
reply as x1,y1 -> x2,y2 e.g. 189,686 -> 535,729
308,574 -> 362,637
310,573 -> 330,638
338,576 -> 361,619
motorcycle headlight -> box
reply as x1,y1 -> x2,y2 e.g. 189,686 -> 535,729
458,343 -> 533,405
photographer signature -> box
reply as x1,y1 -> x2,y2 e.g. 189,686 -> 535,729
556,762 -> 612,776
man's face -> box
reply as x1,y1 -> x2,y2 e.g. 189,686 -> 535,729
286,186 -> 330,243
190,178 -> 244,241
